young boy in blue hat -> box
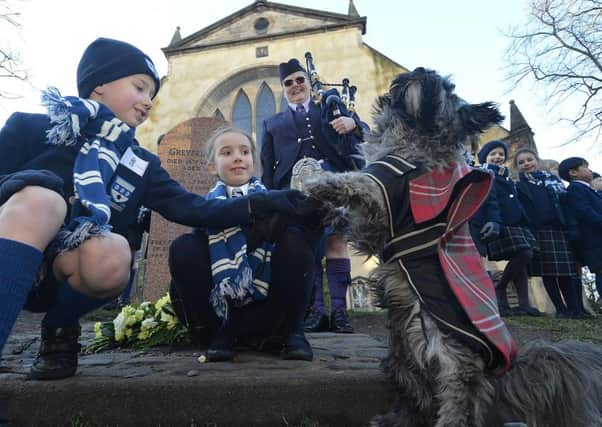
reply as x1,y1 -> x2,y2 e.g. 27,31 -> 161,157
559,156 -> 602,302
0,37 -> 314,380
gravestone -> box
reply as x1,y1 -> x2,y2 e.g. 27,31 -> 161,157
142,117 -> 227,301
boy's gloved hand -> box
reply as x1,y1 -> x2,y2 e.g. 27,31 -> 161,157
480,221 -> 500,242
248,189 -> 320,219
0,169 -> 64,205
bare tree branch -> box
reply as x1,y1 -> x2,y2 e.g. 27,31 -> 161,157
0,0 -> 28,99
505,0 -> 602,144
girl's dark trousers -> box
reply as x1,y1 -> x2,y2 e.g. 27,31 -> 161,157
168,226 -> 319,346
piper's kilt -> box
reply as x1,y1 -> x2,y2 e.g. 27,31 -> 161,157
528,226 -> 578,277
486,226 -> 538,261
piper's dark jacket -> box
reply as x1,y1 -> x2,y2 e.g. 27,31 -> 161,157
261,102 -> 368,190
0,113 -> 251,244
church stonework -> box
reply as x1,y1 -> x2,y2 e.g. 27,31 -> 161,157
136,1 -> 407,153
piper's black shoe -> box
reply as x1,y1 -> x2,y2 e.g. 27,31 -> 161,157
30,323 -> 81,380
206,329 -> 235,362
331,308 -> 354,333
281,333 -> 313,361
304,309 -> 330,332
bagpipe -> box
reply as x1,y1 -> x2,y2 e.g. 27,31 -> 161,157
303,51 -> 365,171
304,51 -> 358,120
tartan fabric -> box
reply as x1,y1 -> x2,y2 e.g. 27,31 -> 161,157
529,227 -> 578,277
364,158 -> 516,372
410,164 -> 516,373
409,162 -> 473,223
432,167 -> 516,371
486,226 -> 538,261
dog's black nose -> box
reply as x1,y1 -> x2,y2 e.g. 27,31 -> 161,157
414,67 -> 426,74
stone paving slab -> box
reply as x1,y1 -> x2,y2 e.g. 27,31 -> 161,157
1,312 -> 391,426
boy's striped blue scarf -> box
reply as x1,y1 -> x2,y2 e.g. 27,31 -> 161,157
41,87 -> 134,253
206,177 -> 273,323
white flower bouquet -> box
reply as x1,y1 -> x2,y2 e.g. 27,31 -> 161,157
85,293 -> 189,352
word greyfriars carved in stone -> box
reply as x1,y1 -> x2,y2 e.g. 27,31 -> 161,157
143,117 -> 227,301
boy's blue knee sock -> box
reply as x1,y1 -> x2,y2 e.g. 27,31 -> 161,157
0,238 -> 43,354
43,281 -> 112,328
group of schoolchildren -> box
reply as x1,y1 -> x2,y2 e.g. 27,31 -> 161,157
469,140 -> 602,318
0,37 -> 364,382
0,36 -> 600,387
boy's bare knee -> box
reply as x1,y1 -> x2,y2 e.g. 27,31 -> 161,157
0,186 -> 67,248
77,234 -> 131,297
3,186 -> 66,220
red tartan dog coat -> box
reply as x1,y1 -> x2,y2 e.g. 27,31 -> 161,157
363,154 -> 516,373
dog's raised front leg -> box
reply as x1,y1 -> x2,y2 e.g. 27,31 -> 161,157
305,172 -> 388,254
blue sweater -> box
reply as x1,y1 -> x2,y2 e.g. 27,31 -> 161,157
0,112 -> 251,241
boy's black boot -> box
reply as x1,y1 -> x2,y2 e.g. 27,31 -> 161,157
30,323 -> 81,380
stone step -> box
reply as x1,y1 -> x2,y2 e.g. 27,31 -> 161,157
1,314 -> 390,426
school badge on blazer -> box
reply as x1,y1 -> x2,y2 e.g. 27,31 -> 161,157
110,176 -> 135,211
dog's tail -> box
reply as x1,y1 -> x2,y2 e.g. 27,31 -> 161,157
493,340 -> 602,427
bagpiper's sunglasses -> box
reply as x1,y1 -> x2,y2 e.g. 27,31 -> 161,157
283,76 -> 306,87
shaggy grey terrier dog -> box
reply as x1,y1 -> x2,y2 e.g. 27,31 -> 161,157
306,68 -> 602,427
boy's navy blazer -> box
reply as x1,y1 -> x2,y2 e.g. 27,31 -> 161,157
260,102 -> 366,189
0,112 -> 251,240
566,181 -> 602,250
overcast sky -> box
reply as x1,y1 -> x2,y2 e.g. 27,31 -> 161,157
2,0 -> 600,171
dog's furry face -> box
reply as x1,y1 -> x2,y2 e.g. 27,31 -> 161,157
363,67 -> 504,169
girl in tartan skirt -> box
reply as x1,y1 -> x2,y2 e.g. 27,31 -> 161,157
514,148 -> 581,316
471,141 -> 542,316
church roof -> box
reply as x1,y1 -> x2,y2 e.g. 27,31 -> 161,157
509,99 -> 531,132
163,0 -> 367,56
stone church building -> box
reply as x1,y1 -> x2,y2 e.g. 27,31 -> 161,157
137,0 -> 545,307
137,0 -> 406,152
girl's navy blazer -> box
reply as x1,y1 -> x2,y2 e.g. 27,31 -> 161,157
0,112 -> 251,239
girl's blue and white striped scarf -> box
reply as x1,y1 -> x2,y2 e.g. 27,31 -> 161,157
206,177 -> 273,323
41,87 -> 133,253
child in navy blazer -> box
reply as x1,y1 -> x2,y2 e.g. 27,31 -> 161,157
559,157 -> 602,302
0,38 -> 314,380
514,148 -> 581,316
471,141 -> 541,316
169,127 -> 319,362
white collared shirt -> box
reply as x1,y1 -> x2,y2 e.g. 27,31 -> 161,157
227,184 -> 249,198
288,98 -> 311,113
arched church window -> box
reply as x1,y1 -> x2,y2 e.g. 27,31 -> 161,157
232,90 -> 252,135
213,109 -> 225,121
255,83 -> 275,149
280,94 -> 289,113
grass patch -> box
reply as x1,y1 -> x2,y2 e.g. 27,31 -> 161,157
505,315 -> 602,344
